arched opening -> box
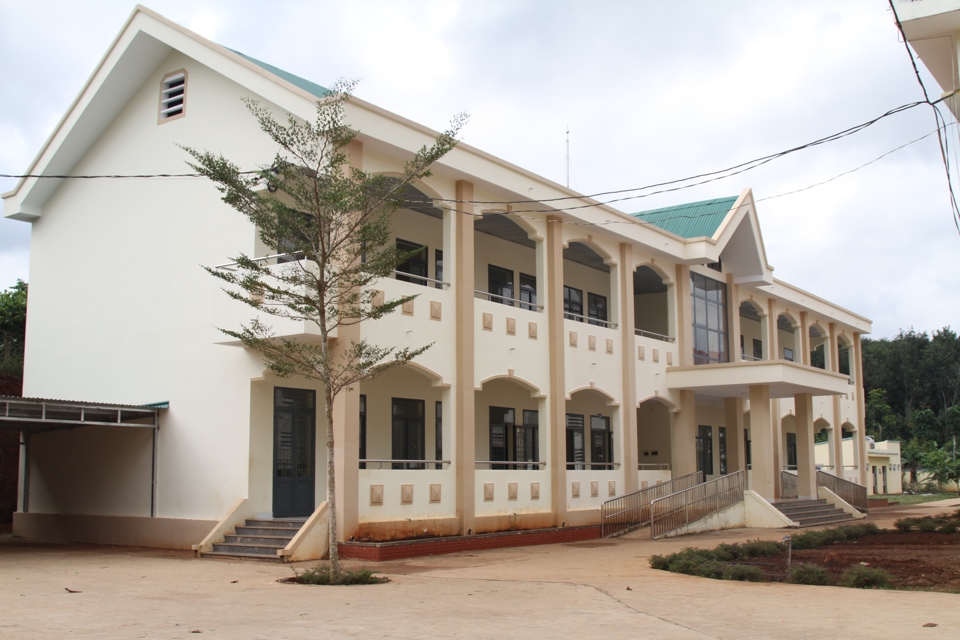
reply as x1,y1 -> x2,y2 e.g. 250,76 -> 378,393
809,323 -> 829,370
475,212 -> 541,309
474,377 -> 545,470
777,314 -> 800,362
636,397 -> 673,472
739,300 -> 766,361
566,388 -> 617,470
359,364 -> 444,469
386,180 -> 447,288
563,241 -> 615,327
633,265 -> 673,342
838,335 -> 853,378
813,417 -> 833,472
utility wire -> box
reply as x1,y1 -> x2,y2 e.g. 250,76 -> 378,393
889,0 -> 960,234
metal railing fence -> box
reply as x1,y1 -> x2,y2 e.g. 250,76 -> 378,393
817,470 -> 868,513
599,471 -> 703,538
650,470 -> 745,539
780,469 -> 799,499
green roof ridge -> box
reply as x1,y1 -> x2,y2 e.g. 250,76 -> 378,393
631,196 -> 739,239
228,48 -> 330,99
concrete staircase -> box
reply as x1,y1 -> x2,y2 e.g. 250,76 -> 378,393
202,518 -> 305,562
772,499 -> 855,528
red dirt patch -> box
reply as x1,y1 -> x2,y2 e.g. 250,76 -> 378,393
765,532 -> 960,592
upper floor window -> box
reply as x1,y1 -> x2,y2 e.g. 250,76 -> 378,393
519,273 -> 537,311
588,293 -> 607,326
563,285 -> 583,320
159,70 -> 187,122
396,239 -> 428,285
488,265 -> 514,305
691,272 -> 728,364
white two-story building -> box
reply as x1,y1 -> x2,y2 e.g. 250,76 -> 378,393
1,6 -> 870,555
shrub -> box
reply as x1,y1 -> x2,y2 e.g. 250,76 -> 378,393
693,560 -> 727,580
788,563 -> 832,586
893,518 -> 915,532
840,566 -> 891,589
791,530 -> 829,550
938,520 -> 960,534
722,563 -> 766,582
649,554 -> 671,570
292,563 -> 388,586
739,539 -> 785,557
917,518 -> 940,532
792,524 -> 880,550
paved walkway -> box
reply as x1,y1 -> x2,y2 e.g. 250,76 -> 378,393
2,498 -> 958,639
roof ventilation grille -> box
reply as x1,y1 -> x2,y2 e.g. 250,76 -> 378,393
159,71 -> 186,121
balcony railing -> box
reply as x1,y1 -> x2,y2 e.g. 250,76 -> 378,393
474,290 -> 544,311
740,354 -> 763,362
359,459 -> 450,470
635,329 -> 675,343
475,460 -> 547,470
638,463 -> 670,471
394,271 -> 450,289
567,461 -> 621,471
564,311 -> 618,329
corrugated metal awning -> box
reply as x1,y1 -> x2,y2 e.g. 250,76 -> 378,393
0,396 -> 164,433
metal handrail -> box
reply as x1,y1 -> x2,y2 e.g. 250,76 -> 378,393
474,290 -> 544,311
393,271 -> 450,288
780,469 -> 799,499
635,329 -> 675,343
475,460 -> 547,469
359,459 -> 450,469
638,463 -> 671,471
650,470 -> 745,539
564,311 -> 618,329
567,462 -> 622,470
599,471 -> 703,538
740,354 -> 763,362
817,470 -> 868,513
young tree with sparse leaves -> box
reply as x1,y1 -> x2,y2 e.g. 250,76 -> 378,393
184,82 -> 465,579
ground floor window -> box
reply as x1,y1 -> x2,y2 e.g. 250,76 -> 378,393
566,413 -> 586,470
490,407 -> 539,469
719,426 -> 727,475
786,432 -> 797,469
359,394 -> 367,469
435,401 -> 443,469
392,397 -> 425,469
697,425 -> 713,475
590,414 -> 612,469
744,430 -> 752,469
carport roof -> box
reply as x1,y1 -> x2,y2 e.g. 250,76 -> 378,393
0,396 -> 164,433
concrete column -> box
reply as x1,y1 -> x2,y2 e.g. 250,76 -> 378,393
619,244 -> 639,492
749,385 -> 775,500
772,398 -> 783,498
454,180 -> 476,535
832,395 -> 844,477
545,215 -> 568,525
852,426 -> 863,482
767,300 -> 779,360
724,397 -> 745,473
828,322 -> 839,373
676,265 -> 693,366
332,380 -> 360,540
854,333 -> 868,486
799,312 -> 810,366
825,426 -> 837,471
672,390 -> 698,477
794,393 -> 817,499
727,274 -> 741,362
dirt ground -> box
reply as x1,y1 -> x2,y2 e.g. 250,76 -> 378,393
761,531 -> 960,591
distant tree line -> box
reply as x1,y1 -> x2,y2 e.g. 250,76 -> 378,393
862,328 -> 960,492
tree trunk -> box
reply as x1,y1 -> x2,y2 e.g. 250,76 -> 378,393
325,384 -> 339,580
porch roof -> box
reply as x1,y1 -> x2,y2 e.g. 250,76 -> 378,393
665,360 -> 852,399
0,396 -> 163,434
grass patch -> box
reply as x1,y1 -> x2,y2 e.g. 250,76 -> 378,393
875,492 -> 957,506
840,565 -> 891,589
284,563 -> 389,586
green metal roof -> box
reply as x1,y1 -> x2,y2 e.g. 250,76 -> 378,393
631,196 -> 739,239
229,49 -> 330,99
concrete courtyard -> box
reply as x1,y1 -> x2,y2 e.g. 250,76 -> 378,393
2,499 -> 958,639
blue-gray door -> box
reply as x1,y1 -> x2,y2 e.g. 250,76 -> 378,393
273,387 -> 316,518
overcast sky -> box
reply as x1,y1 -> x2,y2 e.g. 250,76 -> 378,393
1,0 -> 957,338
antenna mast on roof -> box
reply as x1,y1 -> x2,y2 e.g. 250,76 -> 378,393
565,125 -> 570,188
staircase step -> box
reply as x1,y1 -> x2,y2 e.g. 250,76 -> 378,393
776,505 -> 840,517
223,534 -> 295,546
202,550 -> 283,563
244,518 -> 306,528
212,542 -> 285,556
234,526 -> 300,537
792,513 -> 855,527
